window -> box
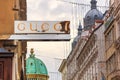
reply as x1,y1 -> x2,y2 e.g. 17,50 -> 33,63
105,25 -> 115,50
87,16 -> 91,25
87,16 -> 91,20
94,15 -> 98,20
106,54 -> 116,74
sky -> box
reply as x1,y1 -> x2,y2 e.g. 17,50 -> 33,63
27,0 -> 72,21
26,0 -> 109,79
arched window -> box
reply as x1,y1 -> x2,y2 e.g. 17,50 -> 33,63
94,15 -> 98,20
87,16 -> 91,21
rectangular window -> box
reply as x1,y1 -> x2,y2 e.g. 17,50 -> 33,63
106,54 -> 116,74
105,25 -> 115,50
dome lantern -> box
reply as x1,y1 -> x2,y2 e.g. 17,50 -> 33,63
91,0 -> 97,9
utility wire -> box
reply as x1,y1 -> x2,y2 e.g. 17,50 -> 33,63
57,0 -> 109,8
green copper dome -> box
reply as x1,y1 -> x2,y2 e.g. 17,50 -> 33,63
26,49 -> 48,75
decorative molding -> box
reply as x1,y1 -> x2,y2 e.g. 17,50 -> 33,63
12,8 -> 19,11
27,74 -> 49,79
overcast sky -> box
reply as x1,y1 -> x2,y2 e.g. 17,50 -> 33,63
27,0 -> 109,20
27,0 -> 72,21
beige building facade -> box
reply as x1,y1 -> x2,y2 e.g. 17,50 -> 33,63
65,0 -> 107,80
60,0 -> 120,80
0,0 -> 27,80
67,36 -> 87,80
66,20 -> 106,80
78,20 -> 106,80
104,0 -> 120,80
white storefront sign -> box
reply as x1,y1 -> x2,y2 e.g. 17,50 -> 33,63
14,21 -> 70,34
6,21 -> 71,41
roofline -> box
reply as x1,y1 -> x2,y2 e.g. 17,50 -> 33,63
77,20 -> 104,60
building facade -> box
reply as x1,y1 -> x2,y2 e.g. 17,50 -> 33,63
0,0 -> 27,80
0,40 -> 27,80
66,21 -> 106,80
60,0 -> 120,80
104,0 -> 120,80
67,20 -> 87,80
65,0 -> 107,80
77,20 -> 105,80
67,34 -> 88,80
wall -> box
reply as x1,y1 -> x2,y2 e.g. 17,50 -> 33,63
0,0 -> 14,34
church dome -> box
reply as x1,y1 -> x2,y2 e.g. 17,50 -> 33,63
84,0 -> 103,30
26,48 -> 49,80
85,9 -> 103,20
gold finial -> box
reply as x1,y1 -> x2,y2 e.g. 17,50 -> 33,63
30,48 -> 34,54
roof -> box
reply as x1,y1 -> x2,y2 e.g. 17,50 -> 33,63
84,0 -> 103,30
85,9 -> 103,19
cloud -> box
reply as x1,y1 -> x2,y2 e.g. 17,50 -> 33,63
27,0 -> 72,20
